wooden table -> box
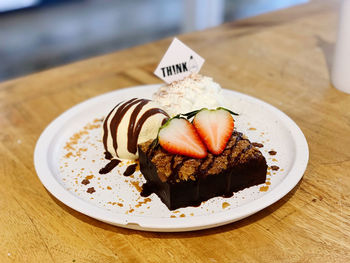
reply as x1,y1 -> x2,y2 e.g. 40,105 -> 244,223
1,0 -> 349,262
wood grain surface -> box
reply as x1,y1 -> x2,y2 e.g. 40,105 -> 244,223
1,0 -> 349,262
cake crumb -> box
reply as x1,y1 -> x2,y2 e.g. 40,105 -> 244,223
108,202 -> 123,207
81,179 -> 90,185
249,127 -> 257,130
268,150 -> 277,155
107,186 -> 112,190
87,187 -> 95,194
260,186 -> 269,192
130,181 -> 142,192
135,198 -> 151,208
64,152 -> 73,158
170,215 -> 176,218
252,142 -> 264,148
222,202 -> 230,209
271,165 -> 279,171
180,214 -> 185,217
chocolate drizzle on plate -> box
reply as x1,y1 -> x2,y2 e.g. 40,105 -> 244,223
99,159 -> 121,174
123,164 -> 137,176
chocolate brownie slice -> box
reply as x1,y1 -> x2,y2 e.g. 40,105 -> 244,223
138,131 -> 267,210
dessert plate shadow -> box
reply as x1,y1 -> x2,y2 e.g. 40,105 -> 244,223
34,85 -> 309,232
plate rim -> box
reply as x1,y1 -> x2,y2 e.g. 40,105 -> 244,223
34,84 -> 309,232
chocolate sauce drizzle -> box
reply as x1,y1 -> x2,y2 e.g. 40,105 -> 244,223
226,134 -> 242,164
100,98 -> 169,175
99,159 -> 121,174
102,102 -> 121,158
104,151 -> 113,160
102,98 -> 169,159
109,98 -> 141,157
168,157 -> 190,183
123,164 -> 137,176
128,108 -> 169,154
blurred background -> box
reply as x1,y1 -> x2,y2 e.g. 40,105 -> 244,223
0,0 -> 307,82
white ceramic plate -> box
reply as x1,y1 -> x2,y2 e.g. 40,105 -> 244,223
34,85 -> 308,232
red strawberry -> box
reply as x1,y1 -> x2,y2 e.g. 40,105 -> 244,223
158,118 -> 207,159
192,108 -> 235,155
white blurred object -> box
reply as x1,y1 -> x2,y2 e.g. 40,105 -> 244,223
332,0 -> 350,94
0,0 -> 39,12
182,0 -> 225,32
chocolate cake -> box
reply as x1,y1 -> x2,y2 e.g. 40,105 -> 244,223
138,131 -> 267,210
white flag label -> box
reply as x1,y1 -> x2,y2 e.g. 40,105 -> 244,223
154,38 -> 205,84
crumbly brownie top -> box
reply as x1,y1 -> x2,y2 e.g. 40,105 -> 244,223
139,131 -> 265,183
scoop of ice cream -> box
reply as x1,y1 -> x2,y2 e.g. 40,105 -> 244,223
102,98 -> 169,160
152,74 -> 228,116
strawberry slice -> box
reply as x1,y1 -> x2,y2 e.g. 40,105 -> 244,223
158,118 -> 207,158
192,108 -> 235,155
